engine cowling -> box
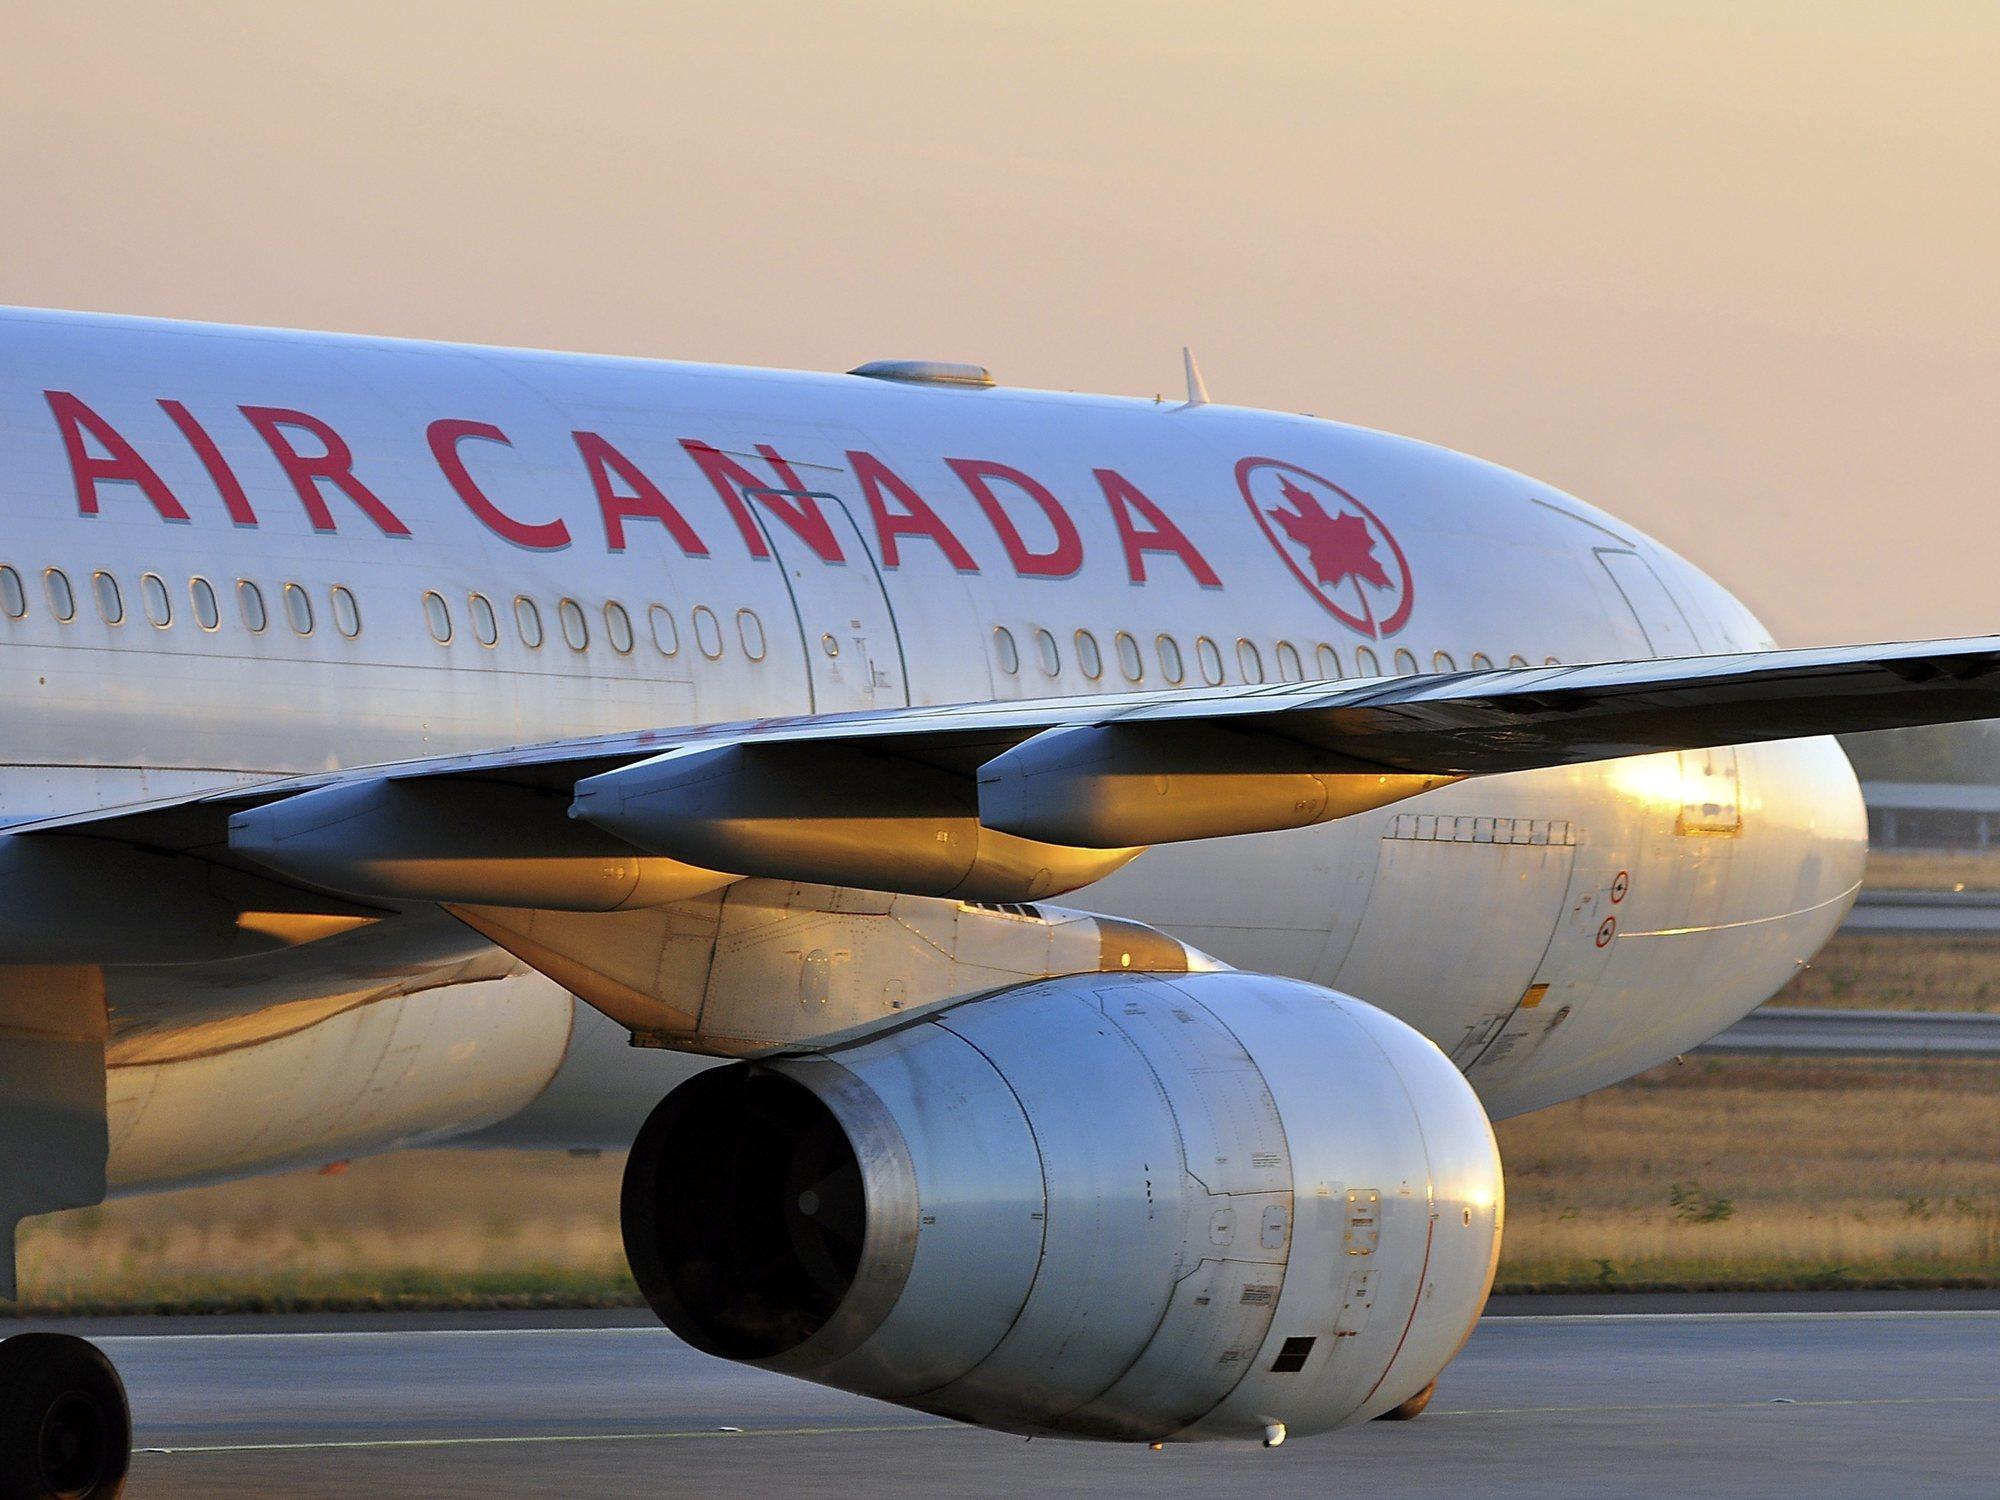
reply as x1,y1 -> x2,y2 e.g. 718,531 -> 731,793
621,970 -> 1502,1444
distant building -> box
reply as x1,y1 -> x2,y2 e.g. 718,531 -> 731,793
1862,782 -> 2000,850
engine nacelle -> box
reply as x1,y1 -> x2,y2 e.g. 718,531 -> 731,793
621,971 -> 1502,1444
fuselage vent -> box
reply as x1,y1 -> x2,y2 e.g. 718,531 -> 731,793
847,359 -> 995,389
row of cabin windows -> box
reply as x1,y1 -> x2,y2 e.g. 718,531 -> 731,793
992,625 -> 1559,686
419,590 -> 766,663
0,563 -> 359,640
0,562 -> 1560,685
0,565 -> 767,666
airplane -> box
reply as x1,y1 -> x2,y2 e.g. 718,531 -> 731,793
0,304 -> 1994,1495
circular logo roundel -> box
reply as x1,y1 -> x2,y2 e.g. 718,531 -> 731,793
1236,457 -> 1414,638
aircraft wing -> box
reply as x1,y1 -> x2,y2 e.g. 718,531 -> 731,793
10,631 -> 1998,860
0,629 -> 1989,979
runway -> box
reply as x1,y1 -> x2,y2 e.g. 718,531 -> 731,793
1701,1006 -> 2000,1056
36,1298 -> 2000,1498
1844,889 -> 2000,935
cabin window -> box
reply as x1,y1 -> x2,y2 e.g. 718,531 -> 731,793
420,591 -> 451,643
648,604 -> 679,656
558,598 -> 589,651
237,580 -> 266,632
1316,643 -> 1341,679
1074,629 -> 1103,680
93,571 -> 124,625
1393,648 -> 1418,675
1114,631 -> 1143,682
1275,641 -> 1304,681
1034,628 -> 1060,676
46,570 -> 75,622
468,592 -> 499,647
993,626 -> 1020,675
605,601 -> 635,655
1433,650 -> 1457,673
331,585 -> 362,639
1195,636 -> 1223,685
140,573 -> 171,627
1237,639 -> 1265,683
190,578 -> 220,630
737,608 -> 766,662
1471,652 -> 1494,670
692,605 -> 723,659
284,583 -> 314,636
1157,634 -> 1185,684
1,566 -> 27,620
515,596 -> 544,648
1354,646 -> 1380,676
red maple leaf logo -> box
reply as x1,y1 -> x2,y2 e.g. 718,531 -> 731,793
1270,479 -> 1392,591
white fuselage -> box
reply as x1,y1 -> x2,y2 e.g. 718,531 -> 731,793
0,309 -> 1867,1192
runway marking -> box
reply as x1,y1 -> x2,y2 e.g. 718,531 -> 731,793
97,1326 -> 677,1344
135,1421 -> 960,1456
131,1394 -> 2000,1457
1481,1310 -> 2000,1325
1430,1394 -> 2000,1418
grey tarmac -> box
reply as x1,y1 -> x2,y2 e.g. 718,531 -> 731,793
1701,1006 -> 2000,1057
1843,889 -> 2000,936
15,1294 -> 1995,1499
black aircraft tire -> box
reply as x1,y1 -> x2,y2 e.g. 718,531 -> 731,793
1374,1379 -> 1437,1421
0,1333 -> 131,1499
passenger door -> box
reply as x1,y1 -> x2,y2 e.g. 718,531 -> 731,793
735,477 -> 908,713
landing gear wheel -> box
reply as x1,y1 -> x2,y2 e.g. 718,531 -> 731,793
0,1333 -> 131,1499
1375,1379 -> 1436,1422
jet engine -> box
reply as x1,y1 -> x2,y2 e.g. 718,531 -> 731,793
621,970 -> 1502,1444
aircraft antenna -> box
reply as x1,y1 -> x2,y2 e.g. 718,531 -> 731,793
1181,346 -> 1210,407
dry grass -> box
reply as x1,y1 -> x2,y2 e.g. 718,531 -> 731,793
1492,1056 -> 2000,1290
1772,932 -> 2000,1012
1864,849 -> 2000,892
14,1151 -> 638,1314
10,1057 -> 1996,1311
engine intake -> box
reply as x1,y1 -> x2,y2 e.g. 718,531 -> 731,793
622,970 -> 1502,1444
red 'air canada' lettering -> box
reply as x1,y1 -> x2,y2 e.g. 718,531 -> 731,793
38,394 -> 1229,596
572,431 -> 709,556
848,451 -> 978,572
44,391 -> 190,523
240,406 -> 412,537
1094,468 -> 1221,587
428,419 -> 572,551
158,401 -> 257,526
946,458 -> 1083,578
682,441 -> 843,564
